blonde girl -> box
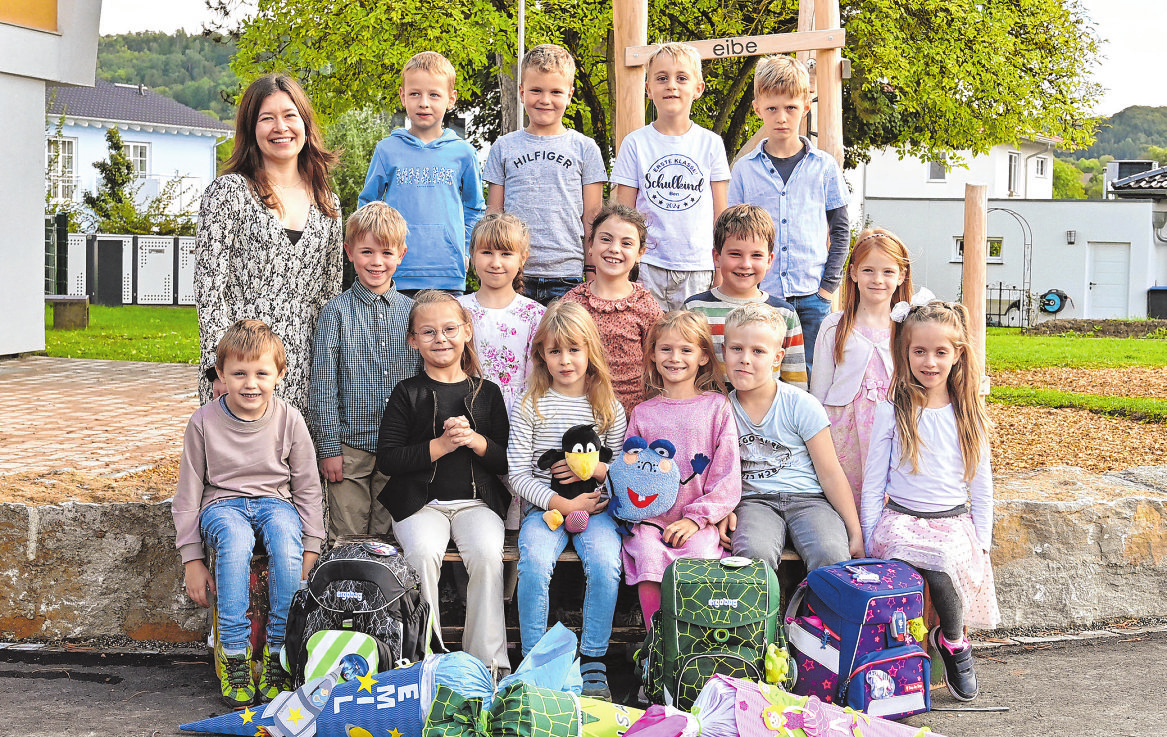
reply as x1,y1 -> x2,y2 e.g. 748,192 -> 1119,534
376,291 -> 510,672
507,301 -> 627,699
861,300 -> 998,702
622,311 -> 741,626
563,204 -> 662,417
811,228 -> 914,509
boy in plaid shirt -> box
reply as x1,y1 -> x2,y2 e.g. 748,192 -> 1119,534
309,202 -> 421,541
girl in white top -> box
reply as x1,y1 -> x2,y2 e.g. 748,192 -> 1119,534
459,214 -> 546,527
507,301 -> 627,699
861,300 -> 998,702
811,229 -> 913,510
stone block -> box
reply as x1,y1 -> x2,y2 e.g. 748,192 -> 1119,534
0,501 -> 204,642
990,468 -> 1167,630
48,296 -> 89,330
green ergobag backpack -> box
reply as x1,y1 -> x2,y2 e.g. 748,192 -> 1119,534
639,557 -> 785,711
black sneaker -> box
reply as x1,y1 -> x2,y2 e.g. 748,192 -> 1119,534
929,627 -> 978,701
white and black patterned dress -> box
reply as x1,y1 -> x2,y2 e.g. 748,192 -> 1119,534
195,173 -> 343,414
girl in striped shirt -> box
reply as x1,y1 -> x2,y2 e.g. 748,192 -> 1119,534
507,300 -> 627,700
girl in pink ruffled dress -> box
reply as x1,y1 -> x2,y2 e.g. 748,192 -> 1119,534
810,229 -> 913,510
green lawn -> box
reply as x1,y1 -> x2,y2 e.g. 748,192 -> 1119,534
45,304 -> 199,363
986,327 -> 1167,370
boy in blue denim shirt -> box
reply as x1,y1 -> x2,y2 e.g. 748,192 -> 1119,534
728,55 -> 849,376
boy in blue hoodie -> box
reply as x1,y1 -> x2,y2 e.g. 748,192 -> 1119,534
358,51 -> 486,295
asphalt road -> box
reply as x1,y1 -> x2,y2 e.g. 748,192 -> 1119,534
2,631 -> 1165,737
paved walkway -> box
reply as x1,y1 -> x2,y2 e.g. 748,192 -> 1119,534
0,356 -> 197,476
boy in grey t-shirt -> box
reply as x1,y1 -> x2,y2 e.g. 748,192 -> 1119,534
714,303 -> 863,574
484,44 -> 606,305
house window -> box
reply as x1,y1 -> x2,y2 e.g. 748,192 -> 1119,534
1035,156 -> 1048,178
953,236 -> 1004,264
123,142 -> 149,178
1007,151 -> 1021,195
46,137 -> 76,201
927,158 -> 946,182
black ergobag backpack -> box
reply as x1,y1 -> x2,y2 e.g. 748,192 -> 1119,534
284,542 -> 436,685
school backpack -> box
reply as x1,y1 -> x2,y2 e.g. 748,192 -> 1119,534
283,541 -> 435,686
637,556 -> 790,711
785,558 -> 932,719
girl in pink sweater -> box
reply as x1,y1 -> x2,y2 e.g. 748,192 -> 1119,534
563,204 -> 662,418
621,310 -> 741,625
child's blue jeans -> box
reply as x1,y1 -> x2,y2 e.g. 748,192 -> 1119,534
517,508 -> 622,658
200,497 -> 303,653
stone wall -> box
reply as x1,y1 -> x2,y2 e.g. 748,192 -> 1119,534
0,466 -> 1164,640
992,467 -> 1167,627
0,500 -> 204,642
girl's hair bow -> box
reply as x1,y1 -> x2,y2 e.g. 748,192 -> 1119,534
890,287 -> 936,323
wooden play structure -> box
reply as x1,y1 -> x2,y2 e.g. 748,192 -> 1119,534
609,0 -> 988,371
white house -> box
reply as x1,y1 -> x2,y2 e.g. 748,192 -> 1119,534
847,137 -> 1167,321
46,79 -> 233,215
0,0 -> 100,356
849,138 -> 1058,223
864,197 -> 1161,322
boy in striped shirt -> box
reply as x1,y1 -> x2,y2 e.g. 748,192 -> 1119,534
685,204 -> 807,390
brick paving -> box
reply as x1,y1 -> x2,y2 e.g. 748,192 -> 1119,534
0,356 -> 197,477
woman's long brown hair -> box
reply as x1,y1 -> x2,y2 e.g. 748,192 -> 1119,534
224,74 -> 339,219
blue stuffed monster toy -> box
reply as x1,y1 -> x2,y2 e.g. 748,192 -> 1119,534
604,436 -> 710,533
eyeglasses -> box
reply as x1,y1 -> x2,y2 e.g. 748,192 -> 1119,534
412,323 -> 468,343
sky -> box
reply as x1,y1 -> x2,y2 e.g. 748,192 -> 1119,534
97,0 -> 1163,116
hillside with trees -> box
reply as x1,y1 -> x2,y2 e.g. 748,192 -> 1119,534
97,31 -> 238,122
1065,106 -> 1167,161
1053,106 -> 1167,198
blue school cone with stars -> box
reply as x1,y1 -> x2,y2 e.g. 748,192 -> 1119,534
181,653 -> 423,737
181,651 -> 495,737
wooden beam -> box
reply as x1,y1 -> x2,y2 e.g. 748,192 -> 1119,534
813,2 -> 843,166
962,184 -> 989,378
624,29 -> 845,68
613,0 -> 649,153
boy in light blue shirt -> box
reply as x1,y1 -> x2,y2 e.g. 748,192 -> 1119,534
715,303 -> 862,574
727,55 -> 849,375
358,51 -> 485,294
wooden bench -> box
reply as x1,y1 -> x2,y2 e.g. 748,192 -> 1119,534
45,295 -> 89,330
336,531 -> 802,649
336,531 -> 801,566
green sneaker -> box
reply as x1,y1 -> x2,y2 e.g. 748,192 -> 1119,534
256,645 -> 291,702
217,645 -> 255,708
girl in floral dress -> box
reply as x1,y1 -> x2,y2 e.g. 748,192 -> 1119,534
459,214 -> 545,526
810,229 -> 913,510
563,204 -> 662,417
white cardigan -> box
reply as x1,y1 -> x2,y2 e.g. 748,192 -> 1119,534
810,311 -> 894,406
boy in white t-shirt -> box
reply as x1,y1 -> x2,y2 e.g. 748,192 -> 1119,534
714,303 -> 863,574
611,42 -> 730,311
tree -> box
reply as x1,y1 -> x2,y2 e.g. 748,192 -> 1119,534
322,107 -> 396,219
226,0 -> 1101,169
1052,158 -> 1085,199
81,127 -> 198,235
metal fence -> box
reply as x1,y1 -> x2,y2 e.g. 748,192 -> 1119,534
985,282 -> 1034,328
45,232 -> 197,306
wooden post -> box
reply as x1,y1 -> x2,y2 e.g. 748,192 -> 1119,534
813,0 -> 843,166
612,0 -> 648,154
797,0 -> 815,139
962,184 -> 988,374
